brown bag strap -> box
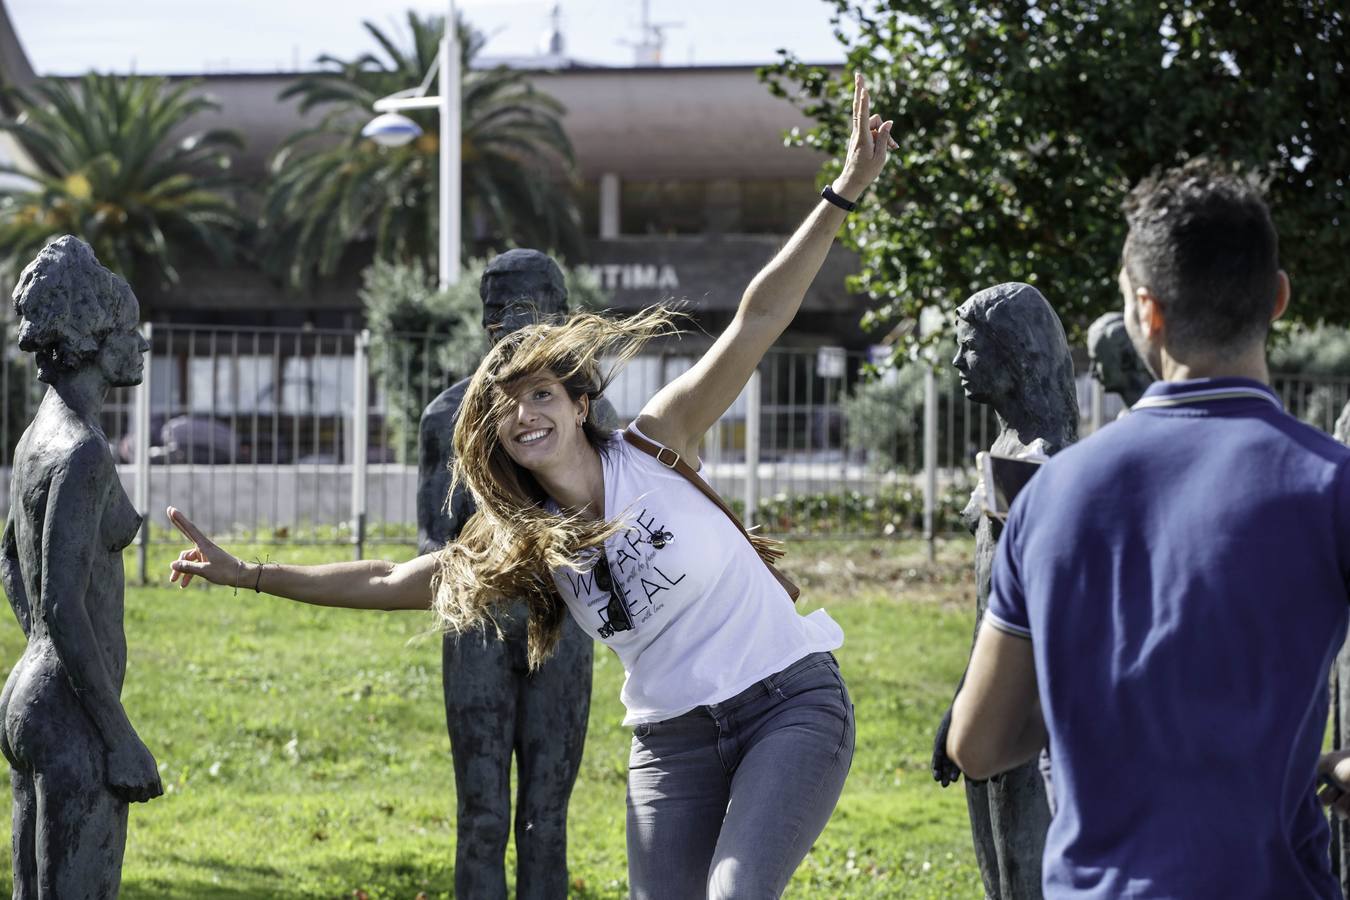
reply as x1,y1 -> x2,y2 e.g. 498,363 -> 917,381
621,426 -> 752,541
621,426 -> 800,601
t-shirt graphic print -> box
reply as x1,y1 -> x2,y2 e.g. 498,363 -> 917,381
549,429 -> 843,725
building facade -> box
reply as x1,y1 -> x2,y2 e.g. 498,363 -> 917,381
0,6 -> 869,349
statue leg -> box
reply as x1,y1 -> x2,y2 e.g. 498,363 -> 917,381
1334,636 -> 1350,894
444,628 -> 516,900
987,760 -> 1050,899
513,616 -> 592,900
10,768 -> 37,900
35,740 -> 128,900
1037,748 -> 1056,818
966,777 -> 1003,899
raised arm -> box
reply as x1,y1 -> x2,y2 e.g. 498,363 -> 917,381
168,507 -> 436,611
2,510 -> 30,636
635,73 -> 895,460
44,442 -> 162,802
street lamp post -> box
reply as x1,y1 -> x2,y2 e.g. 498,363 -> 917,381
439,4 -> 460,290
362,0 -> 460,288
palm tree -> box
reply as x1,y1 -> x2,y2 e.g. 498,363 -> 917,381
260,12 -> 580,290
0,74 -> 243,290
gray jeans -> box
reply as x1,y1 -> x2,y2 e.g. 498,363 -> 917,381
626,651 -> 855,899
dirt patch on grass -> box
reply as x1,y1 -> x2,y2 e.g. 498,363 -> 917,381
779,537 -> 976,610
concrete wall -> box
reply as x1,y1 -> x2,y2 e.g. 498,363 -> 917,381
531,66 -> 830,181
0,459 -> 911,542
167,65 -> 829,183
0,464 -> 421,540
124,464 -> 421,538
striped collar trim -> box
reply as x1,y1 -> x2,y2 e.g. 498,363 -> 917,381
1132,383 -> 1282,412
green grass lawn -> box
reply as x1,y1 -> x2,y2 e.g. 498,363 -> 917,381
0,537 -> 984,898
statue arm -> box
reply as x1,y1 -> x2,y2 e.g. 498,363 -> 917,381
45,447 -> 165,804
1,510 -> 30,636
445,481 -> 474,542
42,442 -> 162,801
932,682 -> 966,787
417,388 -> 474,553
932,599 -> 985,786
933,534 -> 993,787
41,444 -> 137,745
416,410 -> 445,553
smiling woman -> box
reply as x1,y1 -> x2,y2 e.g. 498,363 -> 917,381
169,72 -> 895,899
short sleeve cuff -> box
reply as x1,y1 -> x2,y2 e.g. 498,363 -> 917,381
985,610 -> 1031,640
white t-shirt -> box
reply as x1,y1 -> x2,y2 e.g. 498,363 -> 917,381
548,428 -> 844,725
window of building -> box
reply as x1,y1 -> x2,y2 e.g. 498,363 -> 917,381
587,177 -> 824,238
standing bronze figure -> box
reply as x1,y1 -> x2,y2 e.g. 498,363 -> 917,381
417,249 -> 613,899
933,282 -> 1078,899
1087,311 -> 1153,410
1,236 -> 161,898
1331,402 -> 1350,895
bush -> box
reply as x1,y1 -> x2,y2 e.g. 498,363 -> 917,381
840,343 -> 999,472
360,259 -> 485,462
1270,324 -> 1350,378
738,482 -> 973,538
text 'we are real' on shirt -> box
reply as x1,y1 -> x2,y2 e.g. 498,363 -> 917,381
548,427 -> 842,726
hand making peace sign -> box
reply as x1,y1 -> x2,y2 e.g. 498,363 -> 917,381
167,506 -> 244,589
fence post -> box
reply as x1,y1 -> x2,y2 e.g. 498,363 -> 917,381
744,368 -> 761,528
351,330 -> 370,560
134,323 -> 152,585
1090,380 -> 1106,433
922,363 -> 938,561
2,321 -> 10,470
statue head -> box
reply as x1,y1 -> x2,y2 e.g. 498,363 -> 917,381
1087,311 -> 1153,406
479,249 -> 568,345
12,235 -> 147,386
952,282 -> 1078,434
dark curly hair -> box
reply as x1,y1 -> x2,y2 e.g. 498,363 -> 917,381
11,235 -> 138,384
1122,159 -> 1279,355
956,282 -> 1078,446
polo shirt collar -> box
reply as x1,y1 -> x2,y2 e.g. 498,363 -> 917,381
1132,376 -> 1283,412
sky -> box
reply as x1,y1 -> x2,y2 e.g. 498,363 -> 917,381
8,0 -> 847,75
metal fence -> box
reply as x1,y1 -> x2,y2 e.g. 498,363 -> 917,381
1,320 -> 1342,564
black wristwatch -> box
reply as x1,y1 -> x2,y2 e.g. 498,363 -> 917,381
821,184 -> 858,212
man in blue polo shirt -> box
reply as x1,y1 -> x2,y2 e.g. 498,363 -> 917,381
946,160 -> 1350,898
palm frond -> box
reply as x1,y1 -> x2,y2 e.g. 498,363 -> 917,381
0,73 -> 244,290
258,9 -> 580,290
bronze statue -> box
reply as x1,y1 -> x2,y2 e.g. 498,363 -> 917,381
934,282 -> 1078,899
1332,402 -> 1350,894
417,249 -> 614,900
1,236 -> 161,898
1087,312 -> 1153,409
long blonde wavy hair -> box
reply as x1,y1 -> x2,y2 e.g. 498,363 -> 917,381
432,306 -> 682,667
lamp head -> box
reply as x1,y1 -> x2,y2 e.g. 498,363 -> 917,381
361,113 -> 423,148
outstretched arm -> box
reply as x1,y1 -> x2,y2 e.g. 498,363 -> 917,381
168,507 -> 436,611
2,510 -> 30,636
636,73 -> 896,461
